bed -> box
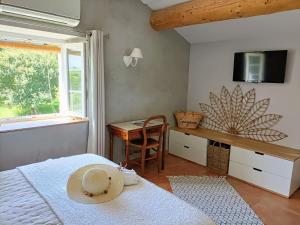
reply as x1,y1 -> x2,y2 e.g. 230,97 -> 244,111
0,154 -> 215,225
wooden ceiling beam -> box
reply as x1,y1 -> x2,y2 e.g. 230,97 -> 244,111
150,0 -> 300,31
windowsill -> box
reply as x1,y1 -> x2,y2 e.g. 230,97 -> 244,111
0,114 -> 88,133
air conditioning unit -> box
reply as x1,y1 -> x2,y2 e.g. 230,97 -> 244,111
0,0 -> 80,27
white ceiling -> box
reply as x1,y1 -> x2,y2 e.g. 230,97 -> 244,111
140,0 -> 300,44
176,10 -> 300,44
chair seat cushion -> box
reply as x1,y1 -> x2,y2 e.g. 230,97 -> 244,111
129,138 -> 159,148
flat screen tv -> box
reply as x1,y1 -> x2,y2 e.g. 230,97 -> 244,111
233,50 -> 287,83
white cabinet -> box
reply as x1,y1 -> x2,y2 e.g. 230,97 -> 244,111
229,146 -> 300,197
169,128 -> 300,198
169,130 -> 207,166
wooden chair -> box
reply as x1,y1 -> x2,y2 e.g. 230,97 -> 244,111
127,115 -> 167,175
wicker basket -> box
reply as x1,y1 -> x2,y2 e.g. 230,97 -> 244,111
207,141 -> 230,174
175,112 -> 203,129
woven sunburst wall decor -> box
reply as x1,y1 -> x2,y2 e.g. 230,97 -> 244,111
199,85 -> 287,142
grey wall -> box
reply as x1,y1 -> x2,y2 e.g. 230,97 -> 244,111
78,0 -> 190,160
188,36 -> 300,149
0,122 -> 88,171
79,0 -> 190,124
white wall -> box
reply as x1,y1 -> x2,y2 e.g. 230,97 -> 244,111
188,36 -> 300,149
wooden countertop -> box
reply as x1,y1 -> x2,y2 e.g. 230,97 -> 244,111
171,127 -> 300,162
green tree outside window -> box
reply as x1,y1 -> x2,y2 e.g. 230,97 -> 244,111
0,48 -> 59,118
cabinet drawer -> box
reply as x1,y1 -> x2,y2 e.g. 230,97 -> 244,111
169,130 -> 189,145
186,134 -> 208,152
169,139 -> 187,157
188,136 -> 207,166
169,130 -> 207,166
230,146 -> 293,179
229,161 -> 291,197
170,130 -> 207,149
169,130 -> 190,157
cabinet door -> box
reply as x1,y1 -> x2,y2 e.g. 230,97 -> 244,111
186,134 -> 207,166
169,130 -> 207,166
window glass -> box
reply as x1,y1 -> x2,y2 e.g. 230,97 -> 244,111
67,50 -> 84,115
245,53 -> 265,82
0,47 -> 59,119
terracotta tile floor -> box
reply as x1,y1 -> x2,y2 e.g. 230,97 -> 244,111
129,154 -> 300,225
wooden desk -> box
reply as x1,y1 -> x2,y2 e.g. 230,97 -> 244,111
108,120 -> 167,169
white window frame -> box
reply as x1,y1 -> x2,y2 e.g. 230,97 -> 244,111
59,46 -> 69,114
60,42 -> 86,116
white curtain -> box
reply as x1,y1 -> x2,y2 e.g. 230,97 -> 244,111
86,30 -> 106,156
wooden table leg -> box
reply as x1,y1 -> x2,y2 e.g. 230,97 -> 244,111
125,140 -> 129,168
109,129 -> 114,161
162,130 -> 166,170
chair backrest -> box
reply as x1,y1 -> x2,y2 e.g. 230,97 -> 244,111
142,115 -> 167,148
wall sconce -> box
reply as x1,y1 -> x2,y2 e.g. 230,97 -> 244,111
123,48 -> 143,67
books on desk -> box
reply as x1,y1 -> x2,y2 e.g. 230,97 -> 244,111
132,120 -> 156,127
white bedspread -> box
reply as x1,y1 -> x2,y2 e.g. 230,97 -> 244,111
0,169 -> 61,225
2,154 -> 214,225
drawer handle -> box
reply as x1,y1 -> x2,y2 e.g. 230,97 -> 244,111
184,133 -> 190,136
184,145 -> 190,149
255,151 -> 264,156
253,168 -> 262,172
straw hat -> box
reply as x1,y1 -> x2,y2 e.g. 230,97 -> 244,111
67,164 -> 124,204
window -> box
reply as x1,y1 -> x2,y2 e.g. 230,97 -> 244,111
0,40 -> 85,120
67,48 -> 85,115
245,53 -> 265,82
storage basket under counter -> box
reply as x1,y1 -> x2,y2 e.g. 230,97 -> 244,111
207,140 -> 231,175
